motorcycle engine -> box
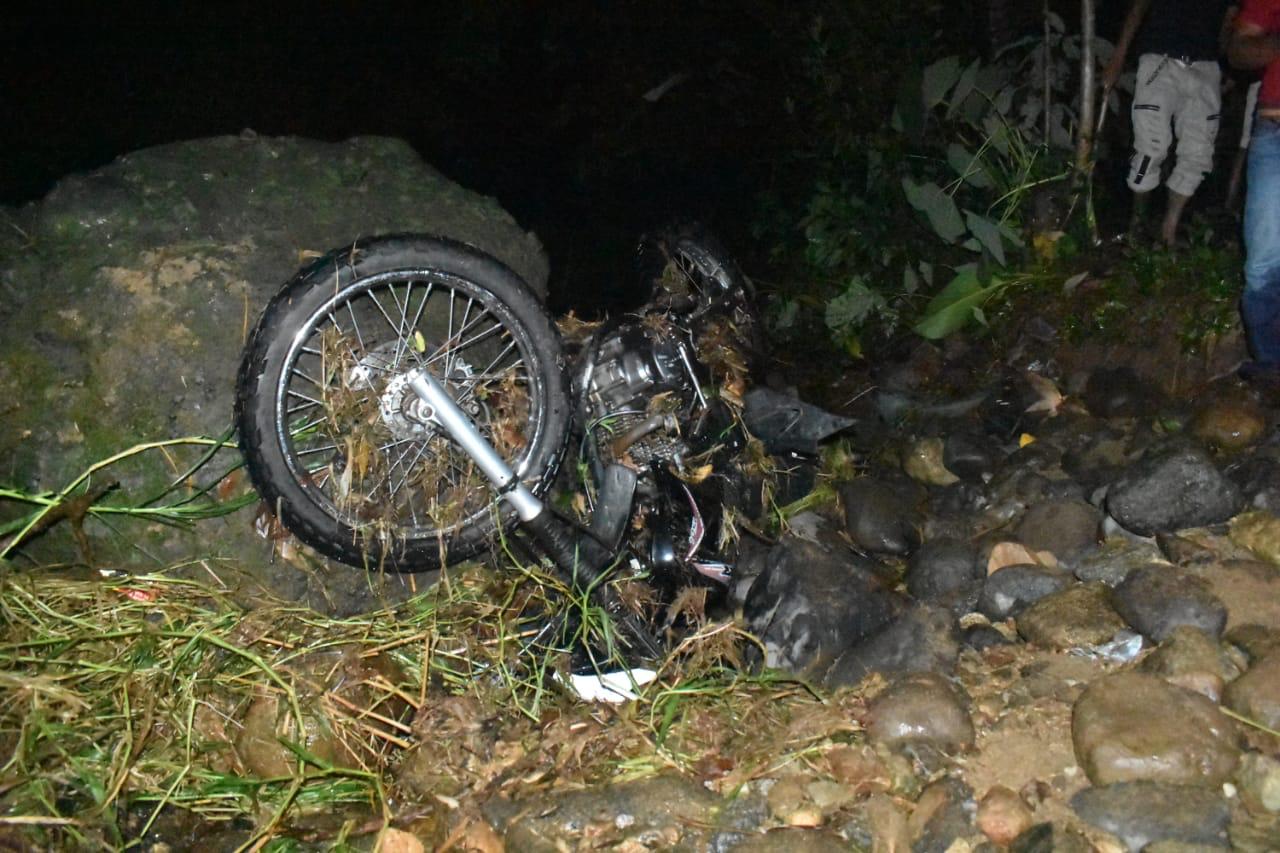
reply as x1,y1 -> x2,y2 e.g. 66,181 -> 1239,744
583,322 -> 701,468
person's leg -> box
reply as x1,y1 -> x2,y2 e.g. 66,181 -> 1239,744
1127,55 -> 1176,241
1166,62 -> 1223,245
1227,81 -> 1262,209
1241,119 -> 1280,368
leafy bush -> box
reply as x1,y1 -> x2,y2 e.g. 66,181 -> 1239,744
763,13 -> 1120,354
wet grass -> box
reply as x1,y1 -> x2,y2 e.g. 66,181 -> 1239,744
0,546 -> 860,849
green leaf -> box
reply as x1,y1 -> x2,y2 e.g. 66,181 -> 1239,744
918,261 -> 934,286
913,267 -> 1006,339
825,277 -> 885,332
992,85 -> 1015,117
946,143 -> 994,189
922,56 -> 962,110
982,114 -> 1011,157
902,179 -> 965,243
902,264 -> 920,294
963,210 -> 1007,265
998,217 -> 1025,248
946,59 -> 981,120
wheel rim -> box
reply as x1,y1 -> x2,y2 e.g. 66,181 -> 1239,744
652,239 -> 739,313
274,269 -> 546,550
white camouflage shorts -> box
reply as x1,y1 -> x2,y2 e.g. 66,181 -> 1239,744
1127,53 -> 1222,197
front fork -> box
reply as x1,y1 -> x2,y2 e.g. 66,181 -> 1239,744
406,367 -> 660,659
406,368 -> 607,586
405,368 -> 542,521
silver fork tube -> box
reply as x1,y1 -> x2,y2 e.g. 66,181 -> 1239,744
405,368 -> 544,521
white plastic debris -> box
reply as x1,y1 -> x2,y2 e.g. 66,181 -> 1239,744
557,667 -> 658,703
1070,630 -> 1144,663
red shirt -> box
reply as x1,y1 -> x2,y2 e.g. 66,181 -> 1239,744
1238,0 -> 1280,107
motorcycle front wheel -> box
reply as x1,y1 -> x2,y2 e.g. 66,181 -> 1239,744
235,235 -> 569,572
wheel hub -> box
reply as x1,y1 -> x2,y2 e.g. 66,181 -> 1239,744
347,343 -> 480,441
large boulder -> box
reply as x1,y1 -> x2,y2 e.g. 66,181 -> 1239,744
1106,447 -> 1243,536
744,538 -> 902,677
0,135 -> 547,603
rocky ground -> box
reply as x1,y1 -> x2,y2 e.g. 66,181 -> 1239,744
382,355 -> 1280,852
3,137 -> 1279,851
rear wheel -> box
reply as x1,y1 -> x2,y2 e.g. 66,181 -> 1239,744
235,235 -> 569,571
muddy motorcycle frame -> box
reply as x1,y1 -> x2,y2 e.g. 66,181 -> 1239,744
236,229 -> 763,657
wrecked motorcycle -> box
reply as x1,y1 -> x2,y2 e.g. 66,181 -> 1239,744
235,228 -> 847,654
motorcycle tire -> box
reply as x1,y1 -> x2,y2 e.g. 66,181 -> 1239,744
636,224 -> 766,379
236,235 -> 570,572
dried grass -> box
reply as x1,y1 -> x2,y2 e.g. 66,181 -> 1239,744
0,555 -> 857,849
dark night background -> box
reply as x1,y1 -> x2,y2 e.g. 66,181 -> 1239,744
3,2 -> 1114,314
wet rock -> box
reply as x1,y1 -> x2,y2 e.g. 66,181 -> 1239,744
825,604 -> 960,686
1237,751 -> 1280,813
725,828 -> 851,852
876,344 -> 943,391
1226,624 -> 1280,663
944,432 -> 997,482
1014,499 -> 1102,562
911,778 -> 975,853
862,793 -> 912,853
1069,782 -> 1230,850
820,744 -> 890,792
1106,447 -> 1243,536
1071,671 -> 1240,786
490,774 -> 718,850
1061,434 -> 1133,491
0,134 -> 548,581
905,437 -> 960,486
1194,559 -> 1280,634
1008,823 -> 1093,853
1227,454 -> 1280,513
730,535 -> 774,609
905,537 -> 980,602
1223,653 -> 1280,731
765,776 -> 821,827
1005,438 -> 1065,472
978,564 -> 1073,619
1229,511 -> 1280,566
744,538 -> 902,676
1073,539 -> 1164,586
866,672 -> 974,753
840,478 -> 922,557
1191,395 -> 1267,450
1156,531 -> 1218,566
1139,626 -> 1238,702
1112,564 -> 1228,642
1016,583 -> 1127,649
1083,366 -> 1163,418
233,694 -> 296,779
984,467 -> 1063,521
927,482 -> 990,536
977,785 -> 1034,846
705,785 -> 770,851
963,624 -> 1012,650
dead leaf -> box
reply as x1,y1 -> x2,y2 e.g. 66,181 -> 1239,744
215,469 -> 242,501
1023,372 -> 1063,416
680,463 -> 714,485
376,827 -> 426,853
986,542 -> 1058,575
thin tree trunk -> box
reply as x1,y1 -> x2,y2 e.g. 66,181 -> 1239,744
1043,0 -> 1052,144
1076,0 -> 1096,171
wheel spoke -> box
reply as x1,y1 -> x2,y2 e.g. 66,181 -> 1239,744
345,302 -> 367,353
424,310 -> 500,370
275,269 -> 545,551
